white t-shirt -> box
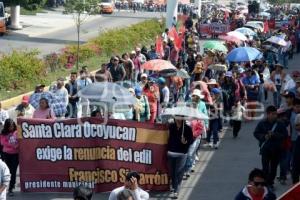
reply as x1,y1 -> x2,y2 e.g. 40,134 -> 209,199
274,74 -> 282,86
108,186 -> 149,200
162,86 -> 170,105
0,159 -> 10,200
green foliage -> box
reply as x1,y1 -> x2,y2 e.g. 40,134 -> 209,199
0,50 -> 46,90
0,19 -> 164,99
64,0 -> 99,14
2,0 -> 46,9
92,19 -> 163,56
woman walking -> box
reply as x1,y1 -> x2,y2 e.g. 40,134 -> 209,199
167,117 -> 193,199
0,119 -> 19,196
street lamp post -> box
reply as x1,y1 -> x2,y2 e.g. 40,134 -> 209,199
166,0 -> 179,28
196,0 -> 202,18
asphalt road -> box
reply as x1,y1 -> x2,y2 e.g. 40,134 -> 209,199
0,11 -> 164,56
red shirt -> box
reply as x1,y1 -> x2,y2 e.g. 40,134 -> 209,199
143,85 -> 159,112
248,187 -> 264,200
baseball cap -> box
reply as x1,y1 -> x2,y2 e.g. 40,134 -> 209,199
192,89 -> 205,99
128,88 -> 135,94
158,77 -> 166,85
134,86 -> 142,97
126,171 -> 141,182
141,73 -> 148,79
211,88 -> 221,95
22,95 -> 30,103
36,84 -> 45,88
207,79 -> 218,85
225,71 -> 233,77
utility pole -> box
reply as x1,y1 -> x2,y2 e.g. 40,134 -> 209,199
196,0 -> 202,18
166,0 -> 179,28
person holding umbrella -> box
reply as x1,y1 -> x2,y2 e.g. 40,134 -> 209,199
167,115 -> 193,198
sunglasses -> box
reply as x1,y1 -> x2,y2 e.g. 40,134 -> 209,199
253,181 -> 266,187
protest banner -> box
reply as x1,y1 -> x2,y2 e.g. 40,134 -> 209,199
199,24 -> 210,36
199,23 -> 230,36
17,118 -> 169,193
210,23 -> 230,35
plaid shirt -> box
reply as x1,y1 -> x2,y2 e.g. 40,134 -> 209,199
29,92 -> 67,117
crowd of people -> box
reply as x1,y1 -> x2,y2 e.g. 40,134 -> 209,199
1,2 -> 300,200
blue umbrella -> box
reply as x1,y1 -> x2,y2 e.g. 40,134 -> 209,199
227,47 -> 262,62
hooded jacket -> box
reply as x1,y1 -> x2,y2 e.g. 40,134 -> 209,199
235,186 -> 276,200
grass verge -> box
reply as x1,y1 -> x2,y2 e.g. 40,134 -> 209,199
0,19 -> 164,101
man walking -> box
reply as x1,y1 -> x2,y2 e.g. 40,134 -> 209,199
235,168 -> 276,200
253,105 -> 288,190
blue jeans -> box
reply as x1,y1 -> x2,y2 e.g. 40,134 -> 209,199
185,137 -> 201,173
207,119 -> 219,144
273,85 -> 281,108
280,150 -> 289,179
167,153 -> 187,193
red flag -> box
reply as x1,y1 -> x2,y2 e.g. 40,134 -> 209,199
168,27 -> 182,51
264,20 -> 269,33
168,27 -> 178,41
278,183 -> 300,200
175,35 -> 183,51
155,36 -> 164,58
179,25 -> 186,37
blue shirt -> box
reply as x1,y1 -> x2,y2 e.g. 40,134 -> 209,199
242,75 -> 260,100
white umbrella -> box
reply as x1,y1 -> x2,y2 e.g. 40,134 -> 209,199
235,27 -> 257,37
161,106 -> 208,120
259,11 -> 270,17
266,36 -> 287,46
227,31 -> 248,41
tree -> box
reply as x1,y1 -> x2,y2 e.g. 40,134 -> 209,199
64,0 -> 98,70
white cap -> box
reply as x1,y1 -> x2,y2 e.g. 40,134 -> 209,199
141,73 -> 148,78
207,79 -> 218,85
225,71 -> 233,77
192,89 -> 205,99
